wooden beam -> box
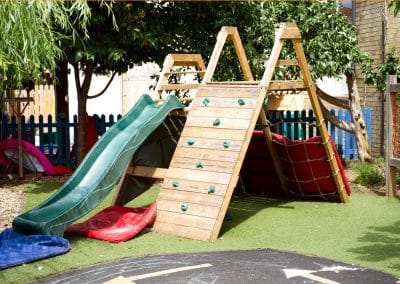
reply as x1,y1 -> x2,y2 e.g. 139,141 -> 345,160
126,166 -> 167,179
202,26 -> 253,83
387,75 -> 399,197
292,37 -> 349,204
158,83 -> 200,91
268,80 -> 305,91
280,22 -> 302,39
163,71 -> 205,76
276,59 -> 299,66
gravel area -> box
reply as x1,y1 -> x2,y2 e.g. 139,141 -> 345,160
0,177 -> 26,229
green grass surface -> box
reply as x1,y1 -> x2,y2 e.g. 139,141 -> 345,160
2,181 -> 400,283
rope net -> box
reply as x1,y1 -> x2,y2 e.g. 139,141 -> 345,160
240,131 -> 351,200
272,133 -> 351,199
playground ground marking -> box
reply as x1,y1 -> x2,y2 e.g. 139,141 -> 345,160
103,263 -> 213,284
284,268 -> 341,284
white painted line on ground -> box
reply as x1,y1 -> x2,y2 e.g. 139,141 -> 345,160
103,263 -> 212,284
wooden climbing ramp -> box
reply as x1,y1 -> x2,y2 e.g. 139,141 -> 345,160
153,23 -> 349,242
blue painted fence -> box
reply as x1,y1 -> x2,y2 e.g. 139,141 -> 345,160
1,109 -> 371,166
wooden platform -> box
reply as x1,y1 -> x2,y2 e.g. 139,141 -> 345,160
153,84 -> 265,241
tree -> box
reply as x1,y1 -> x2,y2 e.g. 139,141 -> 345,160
0,1 -> 90,96
66,1 -> 395,163
62,1 -> 263,163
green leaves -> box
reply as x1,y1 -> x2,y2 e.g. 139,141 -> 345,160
0,0 -> 91,92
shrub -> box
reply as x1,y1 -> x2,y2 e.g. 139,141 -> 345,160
352,160 -> 384,186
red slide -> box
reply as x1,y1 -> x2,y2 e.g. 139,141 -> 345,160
65,202 -> 157,243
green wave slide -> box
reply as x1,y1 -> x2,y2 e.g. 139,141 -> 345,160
13,95 -> 184,237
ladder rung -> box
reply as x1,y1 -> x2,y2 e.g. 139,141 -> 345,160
159,83 -> 200,90
163,71 -> 205,76
276,59 -> 299,66
268,80 -> 305,91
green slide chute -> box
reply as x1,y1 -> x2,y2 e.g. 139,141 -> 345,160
13,95 -> 184,236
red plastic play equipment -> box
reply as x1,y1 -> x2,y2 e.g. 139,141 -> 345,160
241,131 -> 351,199
0,139 -> 71,176
65,202 -> 157,243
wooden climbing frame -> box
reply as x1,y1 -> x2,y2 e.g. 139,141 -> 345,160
154,53 -> 206,101
386,75 -> 400,197
152,23 -> 349,242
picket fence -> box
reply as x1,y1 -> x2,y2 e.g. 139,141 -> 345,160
0,109 -> 371,167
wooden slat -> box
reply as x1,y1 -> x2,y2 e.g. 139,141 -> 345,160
163,178 -> 227,195
163,71 -> 205,75
153,222 -> 212,241
173,146 -> 240,163
205,81 -> 258,86
196,85 -> 260,97
181,127 -> 247,141
268,80 -> 305,91
166,167 -> 231,184
156,211 -> 215,231
170,157 -> 236,173
185,116 -> 251,130
157,199 -> 220,219
188,107 -> 253,119
177,137 -> 242,152
276,59 -> 299,66
191,97 -> 257,109
158,189 -> 224,207
159,83 -> 199,90
126,166 -> 167,179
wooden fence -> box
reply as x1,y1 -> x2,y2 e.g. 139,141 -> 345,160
1,109 -> 371,166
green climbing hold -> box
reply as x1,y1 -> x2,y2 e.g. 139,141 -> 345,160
208,185 -> 215,194
223,141 -> 231,149
196,161 -> 204,168
238,98 -> 245,106
181,203 -> 189,211
203,98 -> 210,106
187,138 -> 195,145
172,181 -> 180,187
213,118 -> 221,126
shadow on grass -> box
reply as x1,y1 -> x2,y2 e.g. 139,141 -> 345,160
348,220 -> 400,271
219,194 -> 293,236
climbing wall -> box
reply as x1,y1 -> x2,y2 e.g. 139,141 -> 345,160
153,83 -> 265,241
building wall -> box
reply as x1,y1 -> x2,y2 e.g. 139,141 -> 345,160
354,0 -> 386,157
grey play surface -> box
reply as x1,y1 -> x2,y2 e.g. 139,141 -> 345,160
34,249 -> 399,283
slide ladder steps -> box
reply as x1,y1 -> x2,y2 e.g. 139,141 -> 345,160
154,84 -> 264,241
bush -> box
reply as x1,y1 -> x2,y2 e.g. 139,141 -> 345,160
352,160 -> 385,186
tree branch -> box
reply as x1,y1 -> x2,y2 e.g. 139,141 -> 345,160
316,86 -> 350,110
87,71 -> 117,100
319,98 -> 355,133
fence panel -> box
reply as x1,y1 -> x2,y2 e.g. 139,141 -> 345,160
0,108 -> 372,166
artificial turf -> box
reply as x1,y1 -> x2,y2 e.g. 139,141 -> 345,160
1,181 -> 400,283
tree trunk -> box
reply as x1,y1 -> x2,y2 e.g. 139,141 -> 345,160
316,73 -> 372,161
74,61 -> 94,164
54,61 -> 69,165
346,72 -> 371,161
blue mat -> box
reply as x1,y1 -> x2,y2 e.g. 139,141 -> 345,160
0,228 -> 70,270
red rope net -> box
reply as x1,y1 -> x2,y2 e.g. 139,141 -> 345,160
240,131 -> 351,200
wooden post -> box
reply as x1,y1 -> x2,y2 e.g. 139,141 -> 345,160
4,95 -> 34,178
386,75 -> 399,197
